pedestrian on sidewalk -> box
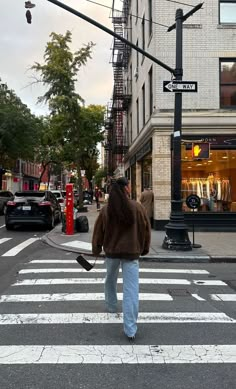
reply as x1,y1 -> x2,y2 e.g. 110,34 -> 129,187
140,187 -> 154,227
94,187 -> 102,210
92,177 -> 151,341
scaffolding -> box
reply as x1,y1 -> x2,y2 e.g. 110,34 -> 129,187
103,0 -> 132,175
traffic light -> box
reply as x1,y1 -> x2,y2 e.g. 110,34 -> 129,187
192,143 -> 210,159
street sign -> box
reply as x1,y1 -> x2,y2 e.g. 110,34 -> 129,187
186,194 -> 201,210
163,81 -> 198,92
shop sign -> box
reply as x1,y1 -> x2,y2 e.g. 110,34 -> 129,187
186,194 -> 201,210
182,135 -> 236,148
136,140 -> 152,161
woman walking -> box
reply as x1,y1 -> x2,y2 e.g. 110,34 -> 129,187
92,177 -> 151,340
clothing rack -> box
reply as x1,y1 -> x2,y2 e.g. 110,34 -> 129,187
182,177 -> 231,202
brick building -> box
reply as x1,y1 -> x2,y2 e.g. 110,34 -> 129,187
104,0 -> 236,230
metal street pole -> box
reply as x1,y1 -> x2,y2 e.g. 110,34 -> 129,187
162,9 -> 192,250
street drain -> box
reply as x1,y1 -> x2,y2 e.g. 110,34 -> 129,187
168,289 -> 190,296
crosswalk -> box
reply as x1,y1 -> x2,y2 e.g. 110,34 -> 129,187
0,236 -> 40,256
0,257 -> 235,367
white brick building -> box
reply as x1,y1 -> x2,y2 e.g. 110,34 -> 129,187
105,0 -> 236,230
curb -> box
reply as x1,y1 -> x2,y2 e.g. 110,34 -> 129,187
42,234 -> 236,263
42,228 -> 236,263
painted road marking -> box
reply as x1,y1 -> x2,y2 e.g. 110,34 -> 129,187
29,259 -> 105,264
14,278 -> 225,286
0,344 -> 235,364
0,293 -> 173,302
0,312 -> 234,325
192,294 -> 206,301
2,238 -> 40,257
14,278 -> 189,285
211,294 -> 236,302
26,263 -> 209,274
62,241 -> 92,251
0,238 -> 12,244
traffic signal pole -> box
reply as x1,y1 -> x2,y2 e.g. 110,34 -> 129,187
162,9 -> 191,250
46,0 -> 203,251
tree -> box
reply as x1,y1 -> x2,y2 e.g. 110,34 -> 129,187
0,80 -> 41,189
31,31 -> 104,208
94,167 -> 108,188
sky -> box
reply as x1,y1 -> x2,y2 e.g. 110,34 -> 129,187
1,0 -> 118,116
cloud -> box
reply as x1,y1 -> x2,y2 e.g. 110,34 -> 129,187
0,0 -> 116,115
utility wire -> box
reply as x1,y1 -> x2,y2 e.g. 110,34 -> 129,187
83,0 -> 169,28
165,0 -> 195,6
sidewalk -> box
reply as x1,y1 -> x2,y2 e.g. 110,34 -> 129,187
43,203 -> 236,263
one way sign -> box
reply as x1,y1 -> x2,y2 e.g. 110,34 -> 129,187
163,81 -> 198,92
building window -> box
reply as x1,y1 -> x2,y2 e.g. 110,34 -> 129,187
129,15 -> 132,43
130,112 -> 132,143
148,66 -> 153,116
181,136 -> 236,212
220,1 -> 236,23
142,16 -> 145,61
136,0 -> 139,23
148,0 -> 153,37
220,59 -> 236,108
142,83 -> 145,127
136,98 -> 139,134
136,39 -> 139,69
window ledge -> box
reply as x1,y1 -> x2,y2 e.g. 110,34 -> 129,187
183,24 -> 202,29
218,24 -> 236,29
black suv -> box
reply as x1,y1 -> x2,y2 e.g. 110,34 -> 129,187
5,190 -> 61,230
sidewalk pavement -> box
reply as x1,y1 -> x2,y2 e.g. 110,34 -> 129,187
43,203 -> 236,263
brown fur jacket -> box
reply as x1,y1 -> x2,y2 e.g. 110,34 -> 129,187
92,200 -> 151,259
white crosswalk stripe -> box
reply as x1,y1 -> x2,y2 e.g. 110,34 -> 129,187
0,344 -> 236,364
13,277 -> 227,286
0,237 -> 12,244
0,237 -> 40,257
0,257 -> 235,368
2,238 -> 40,256
0,312 -> 234,325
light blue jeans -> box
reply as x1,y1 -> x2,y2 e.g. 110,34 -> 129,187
105,258 -> 139,338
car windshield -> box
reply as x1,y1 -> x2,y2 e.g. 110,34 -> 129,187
15,191 -> 45,198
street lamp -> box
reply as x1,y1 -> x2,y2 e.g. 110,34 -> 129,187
162,5 -> 203,251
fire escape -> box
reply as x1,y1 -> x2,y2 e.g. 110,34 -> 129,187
104,0 -> 132,175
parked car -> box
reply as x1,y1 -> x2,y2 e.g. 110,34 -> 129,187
0,190 -> 14,215
5,190 -> 61,230
51,190 -> 65,211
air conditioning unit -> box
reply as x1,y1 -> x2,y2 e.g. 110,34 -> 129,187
133,67 -> 139,79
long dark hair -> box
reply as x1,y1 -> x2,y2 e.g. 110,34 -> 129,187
107,178 -> 134,226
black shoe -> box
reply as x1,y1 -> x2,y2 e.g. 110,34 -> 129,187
127,335 -> 135,341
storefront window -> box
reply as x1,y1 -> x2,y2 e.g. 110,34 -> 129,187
181,143 -> 236,212
131,164 -> 137,200
142,154 -> 152,189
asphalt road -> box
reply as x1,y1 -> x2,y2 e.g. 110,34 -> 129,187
0,215 -> 236,388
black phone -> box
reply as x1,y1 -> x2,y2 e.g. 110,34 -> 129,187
75,255 -> 94,271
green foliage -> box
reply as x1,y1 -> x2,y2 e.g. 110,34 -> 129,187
94,167 -> 107,188
31,30 -> 105,206
0,80 -> 41,168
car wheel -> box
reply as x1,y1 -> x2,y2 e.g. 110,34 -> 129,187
57,211 -> 62,223
5,223 -> 13,230
48,214 -> 55,230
